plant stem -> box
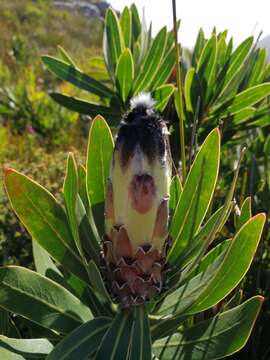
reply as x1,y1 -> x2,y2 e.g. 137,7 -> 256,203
172,0 -> 186,183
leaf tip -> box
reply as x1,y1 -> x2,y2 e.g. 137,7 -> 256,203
3,167 -> 14,177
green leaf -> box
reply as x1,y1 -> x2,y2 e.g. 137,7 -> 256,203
134,27 -> 167,94
57,45 -> 76,68
4,168 -> 88,283
49,93 -> 120,124
189,239 -> 231,279
130,306 -> 152,360
151,314 -> 188,342
247,48 -> 267,86
76,195 -> 100,265
65,274 -> 110,318
191,28 -> 205,67
264,133 -> 270,156
237,197 -> 252,231
227,83 -> 270,113
0,336 -> 53,359
131,3 -> 141,42
138,11 -> 151,66
133,40 -> 141,69
196,35 -> 217,99
116,48 -> 134,103
87,260 -> 111,303
0,267 -> 92,334
150,47 -> 175,90
186,213 -> 265,315
153,296 -> 263,360
120,7 -> 132,48
158,209 -> 263,318
217,37 -> 253,100
184,68 -> 195,113
42,56 -> 113,99
0,308 -> 20,338
64,153 -> 84,259
184,68 -> 201,113
216,36 -> 227,69
169,129 -> 220,264
104,8 -> 125,75
78,165 -> 89,212
86,115 -> 114,237
230,107 -> 256,125
32,240 -> 67,290
46,317 -> 111,360
222,290 -> 243,312
153,84 -> 175,112
95,309 -> 134,360
174,205 -> 229,270
169,175 -> 183,215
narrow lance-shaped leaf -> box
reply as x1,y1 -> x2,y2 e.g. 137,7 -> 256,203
49,93 -> 120,124
227,83 -> 270,113
162,172 -> 260,315
95,309 -> 134,360
116,48 -> 134,103
191,28 -> 205,67
78,165 -> 89,211
230,107 -> 256,125
237,196 -> 252,230
169,129 -> 220,264
173,205 -> 229,271
186,214 -> 265,315
188,239 -> 231,279
150,47 -> 175,90
196,35 -> 217,99
57,45 -> 77,67
138,9 -> 150,66
76,195 -> 101,265
104,8 -> 125,75
120,6 -> 132,48
87,260 -> 111,303
46,317 -> 112,360
169,175 -> 183,214
131,3 -> 141,42
0,266 -> 92,334
64,153 -> 84,259
133,26 -> 167,94
4,168 -> 88,283
32,240 -> 66,289
130,305 -> 152,360
247,48 -> 267,87
0,336 -> 53,359
153,84 -> 175,112
213,37 -> 254,104
153,296 -> 263,360
42,56 -> 113,99
86,115 -> 114,236
0,308 -> 20,338
157,210 -> 264,318
184,68 -> 201,114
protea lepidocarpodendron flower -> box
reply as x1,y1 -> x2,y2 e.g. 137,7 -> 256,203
102,93 -> 172,306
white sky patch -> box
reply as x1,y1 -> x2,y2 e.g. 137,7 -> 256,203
109,0 -> 270,48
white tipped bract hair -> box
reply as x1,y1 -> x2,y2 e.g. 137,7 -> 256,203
130,92 -> 155,110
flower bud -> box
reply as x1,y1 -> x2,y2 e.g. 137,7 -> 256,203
103,93 -> 172,306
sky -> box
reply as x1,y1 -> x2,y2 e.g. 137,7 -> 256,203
109,0 -> 270,49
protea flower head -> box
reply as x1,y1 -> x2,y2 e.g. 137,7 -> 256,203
102,93 -> 172,306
